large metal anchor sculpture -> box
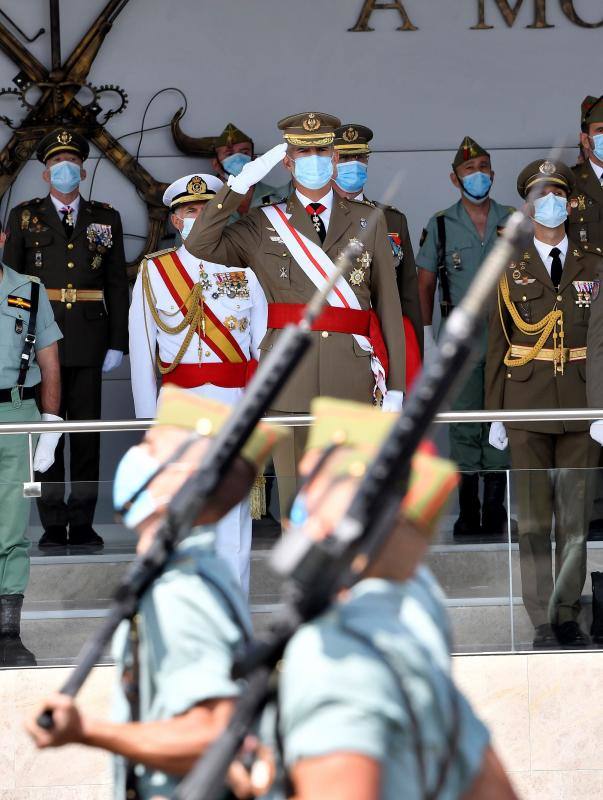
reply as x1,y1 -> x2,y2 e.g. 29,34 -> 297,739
0,0 -> 168,277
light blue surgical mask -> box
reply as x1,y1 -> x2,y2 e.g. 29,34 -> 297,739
335,161 -> 368,194
180,217 -> 196,240
49,161 -> 81,194
113,446 -> 161,529
533,192 -> 568,228
591,134 -> 603,162
461,171 -> 492,204
293,155 -> 334,191
221,152 -> 252,177
288,493 -> 309,528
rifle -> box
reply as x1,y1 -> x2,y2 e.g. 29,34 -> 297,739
174,206 -> 533,800
36,232 -> 369,731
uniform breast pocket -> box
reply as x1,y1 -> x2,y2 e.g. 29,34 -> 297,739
23,230 -> 53,269
262,244 -> 292,287
445,244 -> 471,271
508,280 -> 544,323
215,294 -> 253,335
1,304 -> 29,347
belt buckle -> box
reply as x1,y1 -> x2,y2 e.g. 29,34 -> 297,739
61,288 -> 77,303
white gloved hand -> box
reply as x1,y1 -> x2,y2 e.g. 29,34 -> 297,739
227,143 -> 287,195
423,325 -> 437,365
382,390 -> 404,413
590,420 -> 603,445
34,413 -> 63,473
102,349 -> 124,373
489,421 -> 508,451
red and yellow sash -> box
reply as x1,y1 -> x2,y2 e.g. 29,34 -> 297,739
151,250 -> 247,364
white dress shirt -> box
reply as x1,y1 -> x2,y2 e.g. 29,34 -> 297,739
534,235 -> 568,278
589,159 -> 603,183
50,193 -> 81,225
295,188 -> 333,232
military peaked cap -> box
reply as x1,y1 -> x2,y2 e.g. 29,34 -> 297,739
278,112 -> 341,148
36,128 -> 89,163
517,159 -> 575,199
334,124 -> 373,155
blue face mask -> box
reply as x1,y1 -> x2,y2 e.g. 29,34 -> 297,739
293,155 -> 334,191
288,493 -> 309,528
180,217 -> 196,240
591,134 -> 603,162
113,446 -> 161,529
49,161 -> 81,194
461,171 -> 492,204
221,152 -> 252,177
533,192 -> 568,228
335,161 -> 368,194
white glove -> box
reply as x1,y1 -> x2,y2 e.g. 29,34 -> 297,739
590,420 -> 603,445
382,390 -> 404,413
228,143 -> 287,195
34,413 -> 63,473
102,349 -> 124,373
489,421 -> 508,451
423,325 -> 437,365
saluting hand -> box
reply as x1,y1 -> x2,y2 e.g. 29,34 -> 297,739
228,143 -> 287,195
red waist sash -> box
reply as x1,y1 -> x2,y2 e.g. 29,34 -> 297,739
160,360 -> 257,390
267,303 -> 389,379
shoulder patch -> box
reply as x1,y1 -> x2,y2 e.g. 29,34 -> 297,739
419,228 -> 429,248
145,246 -> 178,260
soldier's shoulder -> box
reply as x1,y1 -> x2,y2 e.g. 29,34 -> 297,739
88,199 -> 114,210
15,197 -> 44,208
145,246 -> 178,261
24,274 -> 40,284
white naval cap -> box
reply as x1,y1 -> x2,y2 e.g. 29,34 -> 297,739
162,173 -> 224,209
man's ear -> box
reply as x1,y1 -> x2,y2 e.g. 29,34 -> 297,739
80,167 -> 87,181
211,157 -> 223,176
42,167 -> 51,185
283,153 -> 294,174
580,131 -> 592,153
171,212 -> 183,231
450,170 -> 461,189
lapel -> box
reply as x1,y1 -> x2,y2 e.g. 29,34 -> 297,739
37,195 -> 65,237
323,195 -> 353,253
577,162 -> 603,203
71,197 -> 92,242
521,243 -> 554,289
286,193 -> 321,247
559,245 -> 587,292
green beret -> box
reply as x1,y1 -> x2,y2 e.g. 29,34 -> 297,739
305,397 -> 458,536
453,136 -> 490,169
213,123 -> 253,151
278,111 -> 341,148
155,386 -> 285,472
334,124 -> 373,155
517,159 -> 575,199
36,128 -> 89,163
581,95 -> 603,128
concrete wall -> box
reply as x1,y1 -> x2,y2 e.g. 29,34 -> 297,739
1,653 -> 602,799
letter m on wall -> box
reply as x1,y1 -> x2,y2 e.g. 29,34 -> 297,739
472,0 -> 553,29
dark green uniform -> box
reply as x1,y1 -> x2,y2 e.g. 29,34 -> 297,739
3,194 -> 128,532
568,161 -> 603,255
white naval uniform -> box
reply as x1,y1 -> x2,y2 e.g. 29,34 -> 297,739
129,243 -> 268,594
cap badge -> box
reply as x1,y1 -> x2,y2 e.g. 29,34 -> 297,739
57,130 -> 72,146
343,126 -> 359,143
539,160 -> 556,176
302,113 -> 320,132
187,176 -> 207,195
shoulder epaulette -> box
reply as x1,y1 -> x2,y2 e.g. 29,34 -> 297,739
347,197 -> 371,207
435,209 -> 447,217
145,246 -> 178,260
508,206 -> 516,214
16,197 -> 43,208
89,200 -> 113,209
25,274 -> 41,284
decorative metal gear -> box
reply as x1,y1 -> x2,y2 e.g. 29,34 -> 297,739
0,85 -> 24,128
94,84 -> 128,122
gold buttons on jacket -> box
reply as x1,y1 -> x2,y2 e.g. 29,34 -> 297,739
507,372 -> 511,378
217,203 -> 223,209
67,242 -> 74,250
67,283 -> 73,289
66,302 -> 72,310
522,295 -> 527,301
67,261 -> 75,269
557,295 -> 563,302
321,331 -> 329,339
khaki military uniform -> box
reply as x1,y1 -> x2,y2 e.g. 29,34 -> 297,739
568,162 -> 603,255
485,241 -> 600,626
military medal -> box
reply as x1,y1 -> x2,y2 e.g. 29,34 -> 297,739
91,253 -> 102,270
578,195 -> 587,211
14,319 -> 23,334
348,237 -> 362,249
215,271 -> 249,298
20,209 -> 30,230
573,280 -> 600,307
452,251 -> 462,268
360,218 -> 367,229
349,267 -> 365,286
224,315 -> 237,330
388,233 -> 403,262
34,251 -> 43,269
279,266 -> 288,279
198,268 -> 211,291
580,228 -> 588,243
239,317 -> 249,332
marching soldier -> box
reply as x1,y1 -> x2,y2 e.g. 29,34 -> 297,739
0,261 -> 62,665
486,159 -> 600,649
129,173 -> 268,593
333,123 -> 423,386
186,111 -> 406,518
416,136 -> 514,538
568,95 -> 603,255
3,128 -> 129,552
212,122 -> 290,218
26,387 -> 285,800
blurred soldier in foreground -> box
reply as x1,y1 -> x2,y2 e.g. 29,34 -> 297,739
3,128 -> 129,552
212,123 -> 290,218
233,397 -> 519,800
129,173 -> 268,593
569,95 -> 603,255
333,123 -> 423,386
417,138 -> 514,538
186,111 -> 406,519
25,387 -> 284,799
0,260 -> 62,666
486,159 -> 600,649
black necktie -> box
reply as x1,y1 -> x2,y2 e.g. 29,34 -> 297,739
61,206 -> 74,238
550,247 -> 563,288
306,203 -> 326,244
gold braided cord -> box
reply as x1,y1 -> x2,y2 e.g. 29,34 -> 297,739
498,273 -> 564,369
141,261 -> 204,375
